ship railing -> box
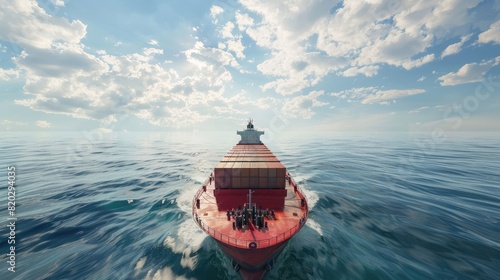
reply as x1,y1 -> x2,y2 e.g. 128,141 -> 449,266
192,173 -> 310,249
289,173 -> 309,220
195,218 -> 307,249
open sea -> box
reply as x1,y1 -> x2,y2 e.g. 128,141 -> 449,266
0,131 -> 499,280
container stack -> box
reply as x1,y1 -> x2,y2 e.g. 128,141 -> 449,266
214,144 -> 286,189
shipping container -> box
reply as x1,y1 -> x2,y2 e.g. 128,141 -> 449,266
249,177 -> 259,187
241,162 -> 251,176
258,177 -> 268,188
268,177 -> 277,188
249,163 -> 259,177
241,177 -> 250,188
232,177 -> 241,188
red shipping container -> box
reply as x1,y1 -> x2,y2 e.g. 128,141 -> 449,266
277,177 -> 286,188
268,177 -> 277,188
216,176 -> 232,188
258,177 -> 268,188
241,177 -> 250,188
232,177 -> 241,188
241,163 -> 251,176
249,164 -> 259,177
259,167 -> 268,177
268,167 -> 277,177
250,177 -> 259,187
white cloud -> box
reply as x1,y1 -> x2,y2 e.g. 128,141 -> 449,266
254,97 -> 278,109
231,94 -> 279,110
357,30 -> 435,69
282,90 -> 328,119
221,21 -> 235,39
35,120 -> 51,128
184,41 -> 238,70
101,115 -> 117,125
408,106 -> 429,114
401,54 -> 435,70
226,38 -> 245,58
0,0 -> 86,49
235,11 -> 254,31
3,1 -> 248,128
210,5 -> 224,23
143,47 -> 163,56
478,20 -> 500,45
331,86 -> 378,102
237,0 -> 487,94
51,0 -> 64,7
148,39 -> 159,46
417,76 -> 426,82
441,34 -> 472,58
342,65 -> 379,77
438,56 -> 500,86
257,51 -> 348,95
0,68 -> 20,80
362,89 -> 426,104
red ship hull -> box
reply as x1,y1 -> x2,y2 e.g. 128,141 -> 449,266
217,239 -> 287,270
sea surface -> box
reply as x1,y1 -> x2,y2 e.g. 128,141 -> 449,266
1,131 -> 499,280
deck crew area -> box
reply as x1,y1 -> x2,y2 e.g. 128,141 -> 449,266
193,171 -> 308,249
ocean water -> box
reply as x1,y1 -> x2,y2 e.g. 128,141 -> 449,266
0,131 -> 499,280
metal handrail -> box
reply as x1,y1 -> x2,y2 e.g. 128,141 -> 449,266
192,175 -> 309,249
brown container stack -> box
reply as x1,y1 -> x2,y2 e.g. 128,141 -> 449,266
214,144 -> 286,189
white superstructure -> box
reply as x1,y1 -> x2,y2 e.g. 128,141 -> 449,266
237,119 -> 264,144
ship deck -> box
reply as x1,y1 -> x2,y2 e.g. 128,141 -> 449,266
192,173 -> 308,250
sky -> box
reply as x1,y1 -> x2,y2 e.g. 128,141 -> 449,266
0,0 -> 499,134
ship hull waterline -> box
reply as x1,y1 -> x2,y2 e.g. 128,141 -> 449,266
217,239 -> 288,271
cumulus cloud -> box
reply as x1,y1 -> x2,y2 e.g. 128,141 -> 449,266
478,20 -> 500,45
282,90 -> 328,119
226,38 -> 245,58
35,120 -> 51,128
441,34 -> 472,58
361,89 -> 426,104
235,11 -> 254,31
210,5 -> 224,23
2,1 -> 252,128
438,56 -> 500,86
0,68 -> 20,80
237,0 -> 488,94
0,0 -> 86,49
221,21 -> 235,39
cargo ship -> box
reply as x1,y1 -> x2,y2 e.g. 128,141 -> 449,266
192,119 -> 308,279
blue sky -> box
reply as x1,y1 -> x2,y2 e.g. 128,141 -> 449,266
1,0 -> 499,133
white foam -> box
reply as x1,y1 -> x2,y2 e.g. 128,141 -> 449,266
176,185 -> 199,214
163,219 -> 206,271
301,186 -> 319,210
143,266 -> 194,280
134,256 -> 147,277
306,218 -> 323,236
